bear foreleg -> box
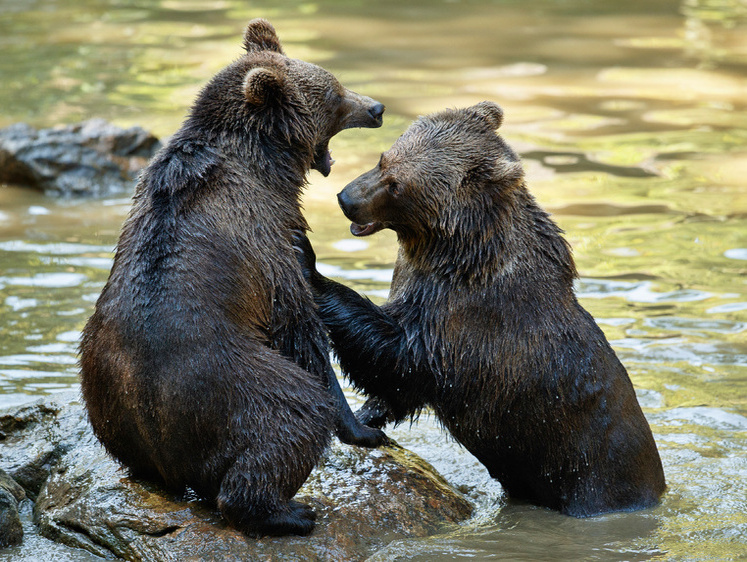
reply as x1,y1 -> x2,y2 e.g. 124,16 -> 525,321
294,232 -> 429,422
323,363 -> 389,446
270,273 -> 386,447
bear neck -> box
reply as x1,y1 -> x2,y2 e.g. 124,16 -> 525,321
175,120 -> 313,200
398,183 -> 577,288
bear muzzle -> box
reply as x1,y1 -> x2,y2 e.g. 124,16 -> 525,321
337,179 -> 384,237
340,90 -> 385,130
312,94 -> 384,176
367,102 -> 385,125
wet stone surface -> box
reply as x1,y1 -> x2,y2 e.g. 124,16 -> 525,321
0,119 -> 160,196
0,469 -> 25,548
0,395 -> 473,561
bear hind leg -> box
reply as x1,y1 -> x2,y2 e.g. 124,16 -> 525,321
218,490 -> 317,537
217,453 -> 317,537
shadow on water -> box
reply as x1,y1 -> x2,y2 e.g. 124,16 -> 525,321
522,150 -> 659,178
1,0 -> 746,560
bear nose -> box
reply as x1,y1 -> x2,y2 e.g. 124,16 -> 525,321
337,190 -> 356,217
368,103 -> 385,121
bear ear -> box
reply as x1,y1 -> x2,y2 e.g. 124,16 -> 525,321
243,18 -> 284,54
492,159 -> 524,185
471,101 -> 504,130
243,67 -> 285,105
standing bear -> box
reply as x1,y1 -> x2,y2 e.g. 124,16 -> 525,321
297,101 -> 666,517
80,19 -> 386,537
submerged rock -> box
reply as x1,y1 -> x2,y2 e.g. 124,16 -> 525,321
0,119 -> 160,196
0,395 -> 473,561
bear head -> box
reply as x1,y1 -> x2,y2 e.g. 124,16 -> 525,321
337,101 -> 524,238
187,18 -> 384,177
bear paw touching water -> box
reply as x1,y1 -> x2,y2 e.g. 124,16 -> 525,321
80,19 -> 387,537
297,101 -> 666,517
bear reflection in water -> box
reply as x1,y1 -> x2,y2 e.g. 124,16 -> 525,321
80,19 -> 386,538
297,101 -> 666,517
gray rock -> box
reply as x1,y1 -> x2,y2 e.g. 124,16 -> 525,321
0,469 -> 25,547
1,396 -> 473,561
0,469 -> 25,503
0,119 -> 161,196
0,393 -> 88,499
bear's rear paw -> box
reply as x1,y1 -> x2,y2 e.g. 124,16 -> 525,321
234,501 -> 317,537
219,493 -> 317,537
289,499 -> 317,522
258,501 -> 317,536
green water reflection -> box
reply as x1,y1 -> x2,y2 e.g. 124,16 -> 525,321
1,0 -> 746,560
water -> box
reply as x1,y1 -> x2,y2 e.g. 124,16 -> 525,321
1,0 -> 746,560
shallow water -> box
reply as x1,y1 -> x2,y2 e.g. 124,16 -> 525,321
1,0 -> 746,560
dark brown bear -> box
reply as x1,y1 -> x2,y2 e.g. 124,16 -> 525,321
79,19 -> 386,537
297,101 -> 666,517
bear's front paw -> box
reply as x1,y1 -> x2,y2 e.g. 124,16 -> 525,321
291,230 -> 320,283
337,421 -> 389,448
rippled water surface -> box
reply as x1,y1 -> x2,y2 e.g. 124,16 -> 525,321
1,0 -> 746,560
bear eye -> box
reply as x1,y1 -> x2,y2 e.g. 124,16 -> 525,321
388,181 -> 401,196
326,89 -> 343,105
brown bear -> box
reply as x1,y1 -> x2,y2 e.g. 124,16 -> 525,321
296,101 -> 667,517
79,18 -> 386,537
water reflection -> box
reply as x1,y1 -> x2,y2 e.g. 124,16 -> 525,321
0,0 -> 746,560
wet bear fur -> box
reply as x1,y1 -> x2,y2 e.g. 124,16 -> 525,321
79,19 -> 386,537
297,102 -> 666,517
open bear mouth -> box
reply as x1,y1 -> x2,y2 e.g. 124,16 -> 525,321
350,222 -> 383,237
312,142 -> 335,177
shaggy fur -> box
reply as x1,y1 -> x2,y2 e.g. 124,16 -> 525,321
297,102 -> 666,517
80,18 -> 386,537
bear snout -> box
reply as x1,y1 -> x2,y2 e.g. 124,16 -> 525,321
337,190 -> 358,218
338,181 -> 385,237
368,102 -> 385,124
340,90 -> 385,129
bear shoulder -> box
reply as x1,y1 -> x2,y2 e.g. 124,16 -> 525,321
142,137 -> 222,197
